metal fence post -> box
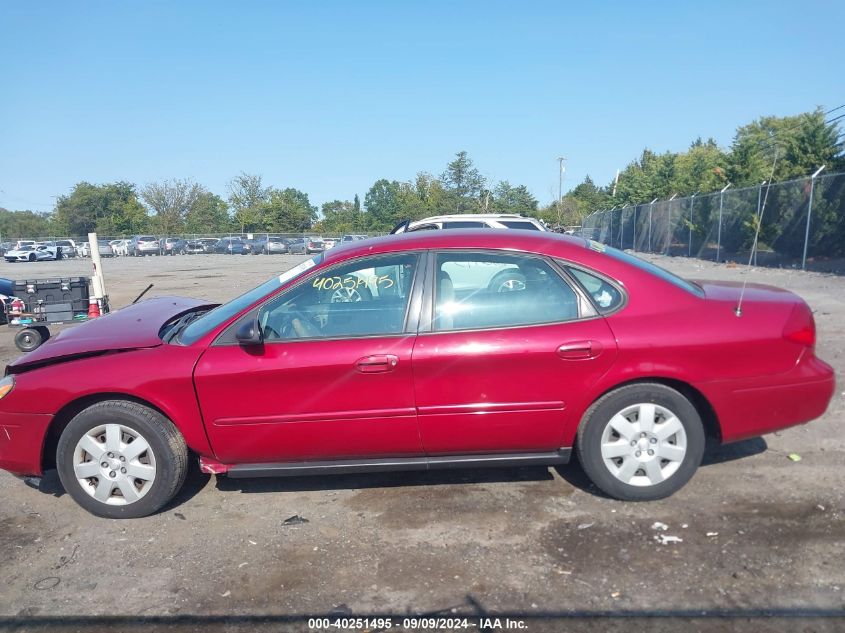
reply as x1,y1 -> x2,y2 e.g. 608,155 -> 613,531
754,181 -> 766,266
648,198 -> 656,252
666,194 -> 677,255
716,183 -> 731,263
802,166 -> 826,269
632,206 -> 637,250
688,192 -> 698,257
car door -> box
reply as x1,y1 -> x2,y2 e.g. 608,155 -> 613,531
412,250 -> 618,455
194,252 -> 426,464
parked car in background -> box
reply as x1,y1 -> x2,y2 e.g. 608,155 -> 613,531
91,240 -> 114,257
55,239 -> 78,257
159,237 -> 187,256
184,239 -> 207,254
4,244 -> 58,262
392,213 -> 547,233
323,238 -> 338,249
288,236 -> 325,254
253,236 -> 290,254
242,239 -> 261,254
13,240 -> 36,250
341,234 -> 368,242
214,237 -> 250,255
109,240 -> 129,257
129,235 -> 161,256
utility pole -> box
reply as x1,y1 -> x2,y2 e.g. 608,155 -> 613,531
557,157 -> 567,227
802,165 -> 825,269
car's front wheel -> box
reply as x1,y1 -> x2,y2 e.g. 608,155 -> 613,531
576,383 -> 705,501
57,400 -> 188,518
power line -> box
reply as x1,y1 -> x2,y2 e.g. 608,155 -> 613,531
751,104 -> 845,155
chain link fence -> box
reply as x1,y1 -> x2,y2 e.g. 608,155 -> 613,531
581,171 -> 845,272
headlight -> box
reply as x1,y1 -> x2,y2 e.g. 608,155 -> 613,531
0,375 -> 15,400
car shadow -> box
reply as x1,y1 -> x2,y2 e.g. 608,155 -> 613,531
701,436 -> 768,465
554,436 -> 769,497
29,437 -> 770,509
213,464 -> 555,495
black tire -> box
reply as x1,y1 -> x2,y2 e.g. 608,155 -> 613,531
56,400 -> 188,519
576,383 -> 705,501
34,325 -> 50,343
15,327 -> 43,352
28,253 -> 36,262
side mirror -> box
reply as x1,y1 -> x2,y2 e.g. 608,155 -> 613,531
235,318 -> 263,346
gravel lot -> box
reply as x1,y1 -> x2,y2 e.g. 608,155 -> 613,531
0,252 -> 843,632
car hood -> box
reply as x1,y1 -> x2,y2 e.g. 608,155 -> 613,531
7,296 -> 213,373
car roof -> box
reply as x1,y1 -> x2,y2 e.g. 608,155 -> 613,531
323,229 -> 587,265
415,213 -> 532,221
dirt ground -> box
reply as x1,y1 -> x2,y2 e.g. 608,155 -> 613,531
0,251 -> 843,632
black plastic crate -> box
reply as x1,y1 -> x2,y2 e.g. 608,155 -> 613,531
13,277 -> 90,314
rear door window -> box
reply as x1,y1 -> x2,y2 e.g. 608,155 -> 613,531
433,252 -> 580,331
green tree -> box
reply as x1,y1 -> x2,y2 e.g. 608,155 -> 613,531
141,178 -> 205,234
228,172 -> 270,232
319,199 -> 362,234
394,172 -> 447,220
364,179 -> 402,229
184,191 -> 230,234
0,208 -> 53,239
728,109 -> 843,186
441,151 -> 485,213
491,181 -> 538,214
52,181 -> 149,237
262,188 -> 317,233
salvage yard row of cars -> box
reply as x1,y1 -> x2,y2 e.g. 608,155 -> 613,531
1,235 -> 368,262
0,213 -> 835,518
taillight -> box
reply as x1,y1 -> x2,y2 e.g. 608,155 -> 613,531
783,302 -> 815,348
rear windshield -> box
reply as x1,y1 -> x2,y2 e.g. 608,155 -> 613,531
587,240 -> 704,297
140,236 -> 156,241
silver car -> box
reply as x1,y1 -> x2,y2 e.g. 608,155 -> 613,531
129,235 -> 160,256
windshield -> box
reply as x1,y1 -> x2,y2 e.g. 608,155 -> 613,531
587,240 -> 704,297
179,255 -> 322,344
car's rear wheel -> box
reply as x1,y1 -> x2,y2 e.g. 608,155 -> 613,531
576,383 -> 704,501
56,400 -> 188,518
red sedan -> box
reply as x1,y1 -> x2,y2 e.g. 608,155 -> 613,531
0,231 -> 835,518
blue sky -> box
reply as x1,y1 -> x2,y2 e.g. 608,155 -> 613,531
1,1 -> 842,213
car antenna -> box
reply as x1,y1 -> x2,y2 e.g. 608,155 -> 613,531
735,147 -> 779,317
132,283 -> 154,304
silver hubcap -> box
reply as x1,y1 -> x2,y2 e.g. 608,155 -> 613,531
600,403 -> 687,487
72,424 -> 156,505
